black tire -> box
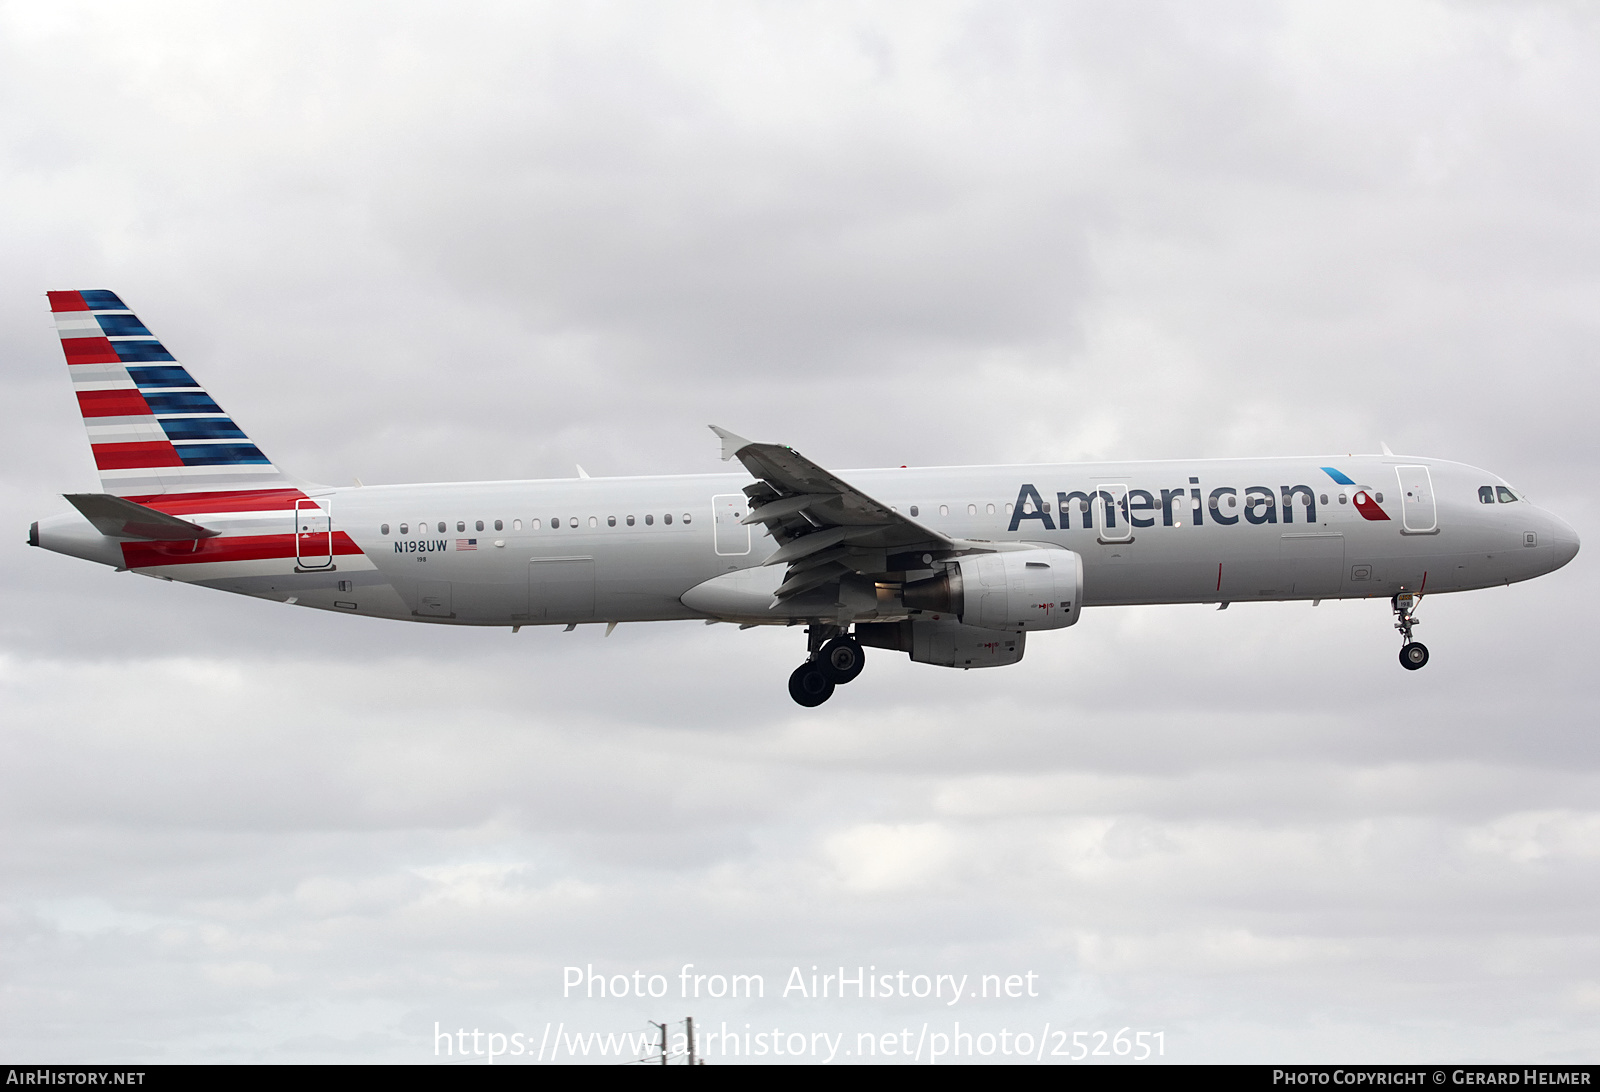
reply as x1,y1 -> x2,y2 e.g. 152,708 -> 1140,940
818,637 -> 866,684
788,663 -> 836,706
1399,642 -> 1429,670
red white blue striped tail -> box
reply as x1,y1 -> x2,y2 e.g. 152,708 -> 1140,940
49,289 -> 297,500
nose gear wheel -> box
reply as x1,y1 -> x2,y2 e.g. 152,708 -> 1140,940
1392,593 -> 1429,671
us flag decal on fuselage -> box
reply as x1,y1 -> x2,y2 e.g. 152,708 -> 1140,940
456,538 -> 477,551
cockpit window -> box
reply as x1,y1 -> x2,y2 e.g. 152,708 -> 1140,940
1497,486 -> 1519,503
1479,486 -> 1496,504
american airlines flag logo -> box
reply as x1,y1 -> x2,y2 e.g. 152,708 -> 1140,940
456,538 -> 477,551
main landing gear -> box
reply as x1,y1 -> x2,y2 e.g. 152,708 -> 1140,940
788,626 -> 866,707
1393,592 -> 1429,671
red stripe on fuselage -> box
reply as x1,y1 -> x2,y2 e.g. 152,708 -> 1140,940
120,531 -> 364,569
77,388 -> 152,418
92,441 -> 183,470
48,291 -> 89,311
125,488 -> 311,515
61,336 -> 122,365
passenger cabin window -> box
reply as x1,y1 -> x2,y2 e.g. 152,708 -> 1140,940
381,523 -> 390,535
682,513 -> 691,524
645,514 -> 654,525
627,515 -> 636,526
589,516 -> 598,528
608,516 -> 616,527
939,505 -> 949,516
569,517 -> 578,528
399,523 -> 408,534
1479,486 -> 1496,504
1497,486 -> 1518,503
457,521 -> 466,532
495,519 -> 504,530
664,513 -> 673,525
437,522 -> 446,534
476,520 -> 485,531
909,506 -> 919,517
1320,494 -> 1329,505
967,504 -> 977,515
1338,494 -> 1346,504
551,516 -> 561,528
512,519 -> 522,530
531,519 -> 541,530
986,503 -> 996,515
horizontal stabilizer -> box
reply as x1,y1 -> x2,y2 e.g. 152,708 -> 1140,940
64,493 -> 220,540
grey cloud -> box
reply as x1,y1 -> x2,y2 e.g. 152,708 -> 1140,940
2,0 -> 1598,1064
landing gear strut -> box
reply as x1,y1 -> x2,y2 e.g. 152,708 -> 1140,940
787,626 -> 867,706
1393,592 -> 1429,671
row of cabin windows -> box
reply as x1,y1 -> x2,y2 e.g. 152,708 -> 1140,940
1203,491 -> 1382,509
378,513 -> 693,536
893,492 -> 1386,518
896,504 -> 1016,518
376,487 -> 1421,537
1479,486 -> 1520,504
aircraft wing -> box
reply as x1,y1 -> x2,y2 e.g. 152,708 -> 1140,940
710,426 -> 958,600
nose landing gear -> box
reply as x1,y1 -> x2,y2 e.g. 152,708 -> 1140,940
787,626 -> 867,706
1394,592 -> 1428,671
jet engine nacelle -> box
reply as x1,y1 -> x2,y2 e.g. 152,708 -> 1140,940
902,548 -> 1083,632
855,617 -> 1025,669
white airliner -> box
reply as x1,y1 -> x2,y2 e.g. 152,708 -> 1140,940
29,291 -> 1580,705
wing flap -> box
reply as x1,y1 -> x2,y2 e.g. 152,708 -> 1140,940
762,525 -> 857,567
741,493 -> 839,525
774,562 -> 852,599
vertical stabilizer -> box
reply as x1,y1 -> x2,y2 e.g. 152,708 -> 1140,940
48,290 -> 299,500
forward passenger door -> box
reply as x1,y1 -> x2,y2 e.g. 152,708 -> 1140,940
1395,466 -> 1438,534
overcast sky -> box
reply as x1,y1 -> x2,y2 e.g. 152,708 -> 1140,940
2,0 -> 1598,1065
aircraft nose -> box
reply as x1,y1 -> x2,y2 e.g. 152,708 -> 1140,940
1549,514 -> 1580,573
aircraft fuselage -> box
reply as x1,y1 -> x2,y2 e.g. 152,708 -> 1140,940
33,454 -> 1576,627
